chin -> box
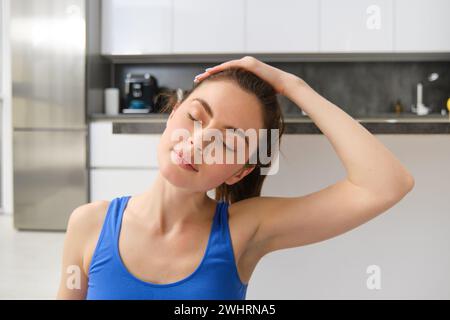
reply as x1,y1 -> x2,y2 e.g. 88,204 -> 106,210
157,146 -> 221,192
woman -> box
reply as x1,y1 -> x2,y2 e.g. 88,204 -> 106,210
56,56 -> 414,300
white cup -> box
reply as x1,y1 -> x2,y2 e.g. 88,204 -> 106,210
104,88 -> 120,115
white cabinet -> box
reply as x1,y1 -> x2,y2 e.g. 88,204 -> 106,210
101,0 -> 172,55
89,121 -> 162,201
172,0 -> 245,53
246,0 -> 319,53
89,121 -> 161,168
90,168 -> 159,201
100,0 -> 450,55
320,0 -> 394,52
394,0 -> 450,52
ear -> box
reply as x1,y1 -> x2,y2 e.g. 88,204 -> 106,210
224,164 -> 257,186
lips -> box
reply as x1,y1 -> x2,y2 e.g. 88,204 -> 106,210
172,149 -> 199,172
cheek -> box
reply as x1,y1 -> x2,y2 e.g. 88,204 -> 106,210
157,126 -> 183,169
156,133 -> 171,165
167,116 -> 187,130
160,120 -> 189,150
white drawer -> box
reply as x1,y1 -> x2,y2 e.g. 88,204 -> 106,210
90,168 -> 159,201
89,122 -> 162,168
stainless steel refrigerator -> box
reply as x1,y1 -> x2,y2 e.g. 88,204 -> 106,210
11,0 -> 101,230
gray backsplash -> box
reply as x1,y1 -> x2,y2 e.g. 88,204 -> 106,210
115,61 -> 450,118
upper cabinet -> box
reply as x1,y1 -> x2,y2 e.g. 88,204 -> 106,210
101,0 -> 172,55
101,0 -> 450,55
246,0 -> 319,53
320,0 -> 394,52
394,0 -> 450,52
173,0 -> 245,53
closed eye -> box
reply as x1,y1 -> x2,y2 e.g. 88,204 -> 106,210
188,113 -> 235,152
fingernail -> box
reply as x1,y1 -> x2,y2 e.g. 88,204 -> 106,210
205,67 -> 213,72
194,73 -> 203,78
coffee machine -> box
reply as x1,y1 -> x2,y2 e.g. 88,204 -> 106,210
123,73 -> 159,113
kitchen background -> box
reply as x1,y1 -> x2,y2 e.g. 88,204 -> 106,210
113,61 -> 450,116
0,0 -> 449,299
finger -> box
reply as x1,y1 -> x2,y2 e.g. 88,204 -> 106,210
207,59 -> 243,72
194,57 -> 249,83
193,61 -> 234,83
193,71 -> 210,83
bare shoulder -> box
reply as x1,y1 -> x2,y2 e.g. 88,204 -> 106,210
66,200 -> 111,274
226,196 -> 294,255
67,200 -> 111,235
57,200 -> 112,299
226,197 -> 270,258
226,196 -> 281,284
227,196 -> 275,231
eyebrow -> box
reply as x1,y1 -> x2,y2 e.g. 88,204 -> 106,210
191,98 -> 249,145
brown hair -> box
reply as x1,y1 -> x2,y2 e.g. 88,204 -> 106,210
158,67 -> 285,204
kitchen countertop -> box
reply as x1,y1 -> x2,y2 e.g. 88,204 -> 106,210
89,113 -> 450,134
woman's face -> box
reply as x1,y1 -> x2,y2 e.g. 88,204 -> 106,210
157,80 -> 264,192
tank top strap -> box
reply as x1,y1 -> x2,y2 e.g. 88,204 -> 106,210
88,196 -> 130,276
207,200 -> 236,263
105,195 -> 130,243
216,200 -> 230,237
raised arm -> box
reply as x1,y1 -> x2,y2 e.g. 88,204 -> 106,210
198,56 -> 415,256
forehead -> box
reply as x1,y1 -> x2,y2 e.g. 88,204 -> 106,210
187,80 -> 264,131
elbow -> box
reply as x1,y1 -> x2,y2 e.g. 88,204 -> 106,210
377,174 -> 415,206
387,174 -> 415,203
405,174 -> 415,193
396,165 -> 415,195
400,167 -> 415,193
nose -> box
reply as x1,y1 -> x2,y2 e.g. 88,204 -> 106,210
187,127 -> 220,154
181,130 -> 204,164
187,130 -> 204,152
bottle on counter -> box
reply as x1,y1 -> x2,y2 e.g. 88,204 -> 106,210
394,99 -> 404,115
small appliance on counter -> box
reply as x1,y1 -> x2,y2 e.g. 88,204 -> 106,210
122,73 -> 159,113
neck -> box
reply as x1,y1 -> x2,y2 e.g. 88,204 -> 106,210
132,172 -> 216,234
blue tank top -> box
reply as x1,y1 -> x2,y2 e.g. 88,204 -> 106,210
86,195 -> 248,300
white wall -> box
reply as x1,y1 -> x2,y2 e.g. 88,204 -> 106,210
248,134 -> 450,299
